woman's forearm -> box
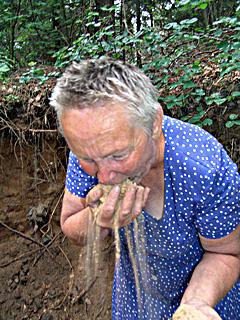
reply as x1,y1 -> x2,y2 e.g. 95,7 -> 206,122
181,251 -> 240,307
61,207 -> 110,245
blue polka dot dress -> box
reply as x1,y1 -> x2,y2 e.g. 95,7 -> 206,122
65,116 -> 240,320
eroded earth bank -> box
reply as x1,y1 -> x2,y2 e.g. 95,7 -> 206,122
0,136 -> 114,320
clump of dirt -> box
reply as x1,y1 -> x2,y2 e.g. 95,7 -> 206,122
172,304 -> 222,320
0,136 -> 114,320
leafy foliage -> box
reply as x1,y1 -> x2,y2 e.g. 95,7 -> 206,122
0,0 -> 239,164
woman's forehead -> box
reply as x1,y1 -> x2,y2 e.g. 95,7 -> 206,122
62,103 -> 135,135
61,104 -> 144,156
77,119 -> 138,157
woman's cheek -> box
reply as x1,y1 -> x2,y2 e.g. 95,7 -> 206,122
117,158 -> 137,173
79,160 -> 97,176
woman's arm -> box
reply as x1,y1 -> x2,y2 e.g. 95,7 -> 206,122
61,182 -> 150,245
60,190 -> 110,245
179,225 -> 240,319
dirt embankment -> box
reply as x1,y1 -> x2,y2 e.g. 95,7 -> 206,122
0,136 -> 114,320
0,73 -> 239,319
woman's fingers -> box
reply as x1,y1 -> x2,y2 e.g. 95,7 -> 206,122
119,185 -> 137,222
101,185 -> 120,220
120,185 -> 150,225
86,185 -> 103,207
89,183 -> 150,228
131,186 -> 145,219
143,187 -> 150,207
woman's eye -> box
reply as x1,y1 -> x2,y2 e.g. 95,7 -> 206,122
113,154 -> 128,161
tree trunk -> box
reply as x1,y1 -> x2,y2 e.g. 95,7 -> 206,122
202,7 -> 210,27
148,0 -> 155,28
120,0 -> 126,62
9,0 -> 22,61
136,0 -> 142,67
136,0 -> 141,32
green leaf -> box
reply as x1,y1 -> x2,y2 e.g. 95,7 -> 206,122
205,97 -> 214,105
0,63 -> 10,73
214,29 -> 223,37
229,114 -> 238,120
32,68 -> 45,76
213,17 -> 237,25
164,22 -> 179,30
225,120 -> 240,128
178,0 -> 190,5
28,61 -> 37,67
161,95 -> 177,102
188,115 -> 202,124
180,18 -> 198,25
220,66 -> 237,76
100,5 -> 118,11
169,82 -> 181,89
217,41 -> 230,51
193,60 -> 201,67
202,118 -> 213,126
181,115 -> 191,121
232,91 -> 240,97
194,89 -> 205,96
183,81 -> 196,89
198,3 -> 208,10
225,121 -> 234,128
177,94 -> 188,101
214,97 -> 227,105
166,102 -> 177,109
196,106 -> 204,113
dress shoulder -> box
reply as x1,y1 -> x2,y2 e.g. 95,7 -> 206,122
65,151 -> 98,198
163,116 -> 239,239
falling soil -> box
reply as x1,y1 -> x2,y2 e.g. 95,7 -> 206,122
89,181 -> 150,319
0,136 -> 115,320
89,180 -> 137,265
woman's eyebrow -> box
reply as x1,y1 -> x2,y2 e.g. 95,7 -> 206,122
110,146 -> 135,158
79,148 -> 132,161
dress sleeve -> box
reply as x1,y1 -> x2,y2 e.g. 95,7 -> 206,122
194,148 -> 240,239
65,151 -> 98,198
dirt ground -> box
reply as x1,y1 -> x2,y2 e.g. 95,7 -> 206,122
0,119 -> 239,320
0,136 -> 115,320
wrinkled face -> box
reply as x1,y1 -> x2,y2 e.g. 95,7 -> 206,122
61,102 -> 157,184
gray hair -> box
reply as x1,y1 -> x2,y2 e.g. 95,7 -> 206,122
50,58 -> 160,135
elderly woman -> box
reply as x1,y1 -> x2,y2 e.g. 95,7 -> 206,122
50,59 -> 240,320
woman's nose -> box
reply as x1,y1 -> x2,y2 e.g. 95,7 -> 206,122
96,160 -> 117,184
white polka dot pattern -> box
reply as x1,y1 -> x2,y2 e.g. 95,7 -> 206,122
65,116 -> 240,320
66,152 -> 98,197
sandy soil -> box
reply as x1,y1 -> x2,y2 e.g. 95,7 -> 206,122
0,137 -> 114,320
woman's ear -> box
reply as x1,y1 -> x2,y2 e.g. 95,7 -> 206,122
152,107 -> 163,138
